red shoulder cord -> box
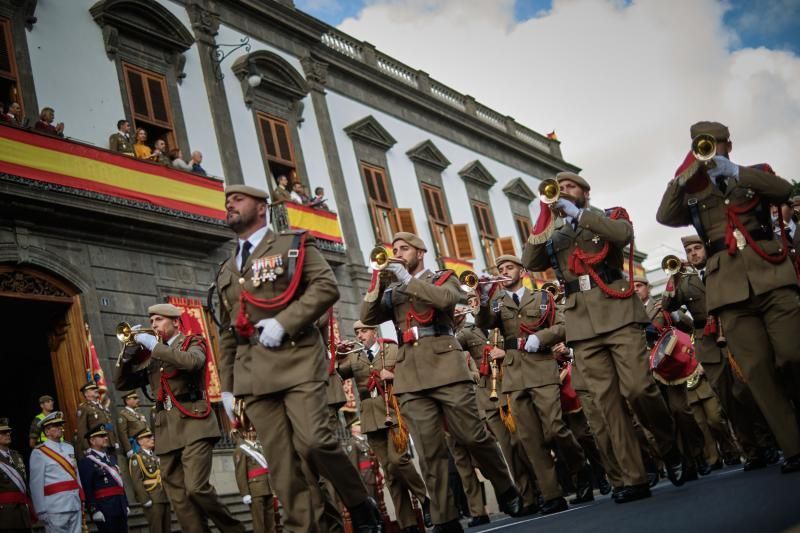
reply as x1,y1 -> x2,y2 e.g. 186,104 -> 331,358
725,195 -> 789,263
519,291 -> 556,337
366,371 -> 385,397
327,307 -> 336,376
157,335 -> 212,419
235,234 -> 308,337
402,270 -> 454,330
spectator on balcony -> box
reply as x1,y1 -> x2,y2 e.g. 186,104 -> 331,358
133,128 -> 152,160
3,102 -> 23,126
34,107 -> 65,137
109,120 -> 135,156
150,138 -> 170,165
169,148 -> 192,171
272,174 -> 292,204
290,181 -> 308,204
309,186 -> 330,211
190,151 -> 207,175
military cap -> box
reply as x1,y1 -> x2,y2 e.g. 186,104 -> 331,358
40,411 -> 64,429
681,235 -> 704,249
391,232 -> 427,252
80,381 -> 99,393
495,255 -> 523,269
353,320 -> 377,332
224,184 -> 269,201
85,424 -> 108,441
134,428 -> 154,440
148,303 -> 182,318
122,391 -> 138,401
556,171 -> 591,191
0,418 -> 10,432
38,395 -> 54,404
633,274 -> 649,285
791,196 -> 800,208
690,121 -> 730,141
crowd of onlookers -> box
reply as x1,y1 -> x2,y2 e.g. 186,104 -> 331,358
271,172 -> 329,210
108,119 -> 207,175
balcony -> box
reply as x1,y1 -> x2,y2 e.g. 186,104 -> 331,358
271,201 -> 346,255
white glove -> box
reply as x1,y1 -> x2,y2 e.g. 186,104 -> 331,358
144,500 -> 153,509
92,511 -> 105,523
555,198 -> 581,220
256,318 -> 285,348
243,494 -> 253,505
670,311 -> 683,323
126,507 -> 130,516
387,262 -> 412,285
524,334 -> 540,353
126,449 -> 134,458
38,513 -> 48,526
221,391 -> 236,422
135,332 -> 158,351
707,156 -> 739,180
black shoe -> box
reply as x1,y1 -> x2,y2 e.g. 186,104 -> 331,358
613,484 -> 652,504
696,457 -> 712,476
571,463 -> 594,504
611,486 -> 624,501
598,477 -> 612,495
497,486 -> 523,517
540,497 -> 568,515
743,456 -> 767,471
349,497 -> 381,532
723,454 -> 741,466
421,497 -> 433,528
781,454 -> 800,474
709,459 -> 723,471
764,447 -> 782,465
466,515 -> 490,527
647,469 -> 659,488
665,450 -> 686,487
517,502 -> 540,516
432,520 -> 464,533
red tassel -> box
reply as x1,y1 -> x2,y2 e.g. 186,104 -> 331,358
703,315 -> 717,337
235,303 -> 255,338
480,345 -> 491,376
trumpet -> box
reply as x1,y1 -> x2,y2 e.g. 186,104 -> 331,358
115,322 -> 159,367
538,178 -> 560,205
369,246 -> 407,271
540,281 -> 562,299
691,133 -> 717,163
459,270 -> 513,291
335,340 -> 364,356
661,255 -> 699,277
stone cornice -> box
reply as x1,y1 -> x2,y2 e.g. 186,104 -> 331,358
406,139 -> 450,171
344,115 -> 397,151
503,177 -> 536,203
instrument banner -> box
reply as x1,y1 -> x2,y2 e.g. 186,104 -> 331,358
285,202 -> 343,244
167,297 -> 222,402
84,324 -> 107,393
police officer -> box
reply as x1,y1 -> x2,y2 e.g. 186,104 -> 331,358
0,418 -> 33,532
128,428 -> 170,533
78,425 -> 128,532
29,395 -> 55,449
75,382 -> 117,458
234,428 -> 276,533
116,391 -> 148,459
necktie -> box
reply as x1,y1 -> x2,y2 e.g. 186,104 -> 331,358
240,241 -> 252,272
367,348 -> 374,363
700,269 -> 706,284
512,293 -> 520,306
715,176 -> 727,194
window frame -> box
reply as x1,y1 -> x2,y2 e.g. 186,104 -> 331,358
361,162 -> 397,243
122,62 -> 177,150
514,214 -> 532,247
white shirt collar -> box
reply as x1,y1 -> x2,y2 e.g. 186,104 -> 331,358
413,269 -> 427,279
513,285 -> 527,301
166,333 -> 180,347
237,225 -> 269,270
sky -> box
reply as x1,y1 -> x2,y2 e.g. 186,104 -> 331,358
295,0 -> 800,262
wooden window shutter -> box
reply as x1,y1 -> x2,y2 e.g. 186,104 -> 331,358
0,19 -> 13,77
449,224 -> 475,260
126,69 -> 148,118
494,236 -> 516,257
274,121 -> 292,162
393,208 -> 417,235
259,117 -> 277,158
147,78 -> 169,123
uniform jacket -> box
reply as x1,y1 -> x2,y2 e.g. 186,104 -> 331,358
113,333 -> 220,454
76,401 -> 117,456
216,230 -> 339,397
128,449 -> 168,505
116,408 -> 149,456
0,448 -> 32,529
337,340 -> 400,433
661,274 -> 723,364
29,440 -> 82,516
456,323 -> 508,410
108,132 -> 133,154
656,166 -> 797,311
271,186 -> 292,204
233,439 -> 273,498
78,449 -> 128,518
476,288 -> 564,393
361,269 -> 472,394
522,210 -> 649,342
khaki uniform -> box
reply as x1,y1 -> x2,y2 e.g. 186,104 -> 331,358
75,401 -> 117,457
362,269 -> 513,524
657,164 -> 800,458
128,450 -> 171,533
116,408 -> 149,457
114,333 -> 242,533
523,212 -> 678,486
338,340 -> 428,528
477,288 -> 586,501
108,132 -> 134,155
686,375 -> 739,465
216,229 -> 368,532
0,447 -> 32,531
234,439 -> 275,533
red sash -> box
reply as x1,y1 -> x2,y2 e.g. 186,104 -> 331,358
37,446 -> 84,501
95,486 -> 125,499
44,480 -> 80,496
247,467 -> 269,479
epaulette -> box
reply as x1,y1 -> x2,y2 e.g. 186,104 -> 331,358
432,269 -> 455,286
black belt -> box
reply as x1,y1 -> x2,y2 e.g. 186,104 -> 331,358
156,391 -> 205,410
707,228 -> 772,256
395,325 -> 454,346
563,268 -> 623,296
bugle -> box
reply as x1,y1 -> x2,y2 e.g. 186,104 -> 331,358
369,246 -> 407,271
115,321 -> 159,367
540,281 -> 562,299
691,133 -> 717,163
661,255 -> 698,277
335,339 -> 364,357
459,270 -> 513,291
538,178 -> 560,205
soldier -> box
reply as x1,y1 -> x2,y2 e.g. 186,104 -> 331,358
476,255 -> 592,513
657,121 -> 800,473
29,412 -> 82,533
29,395 -> 55,448
113,302 -> 243,532
686,369 -> 741,468
75,382 -> 117,458
523,172 -> 684,503
128,428 -> 170,533
362,231 -> 523,530
234,428 -> 276,533
108,120 -> 134,156
0,418 -> 33,532
215,185 -> 380,532
77,425 -> 128,532
116,391 -> 148,459
338,321 -> 430,532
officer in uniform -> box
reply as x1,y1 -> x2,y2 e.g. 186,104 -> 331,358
116,391 -> 149,459
362,231 -> 522,530
78,425 -> 128,532
29,412 -> 82,533
128,428 -> 170,533
657,120 -> 800,473
523,172 -> 684,503
29,395 -> 55,448
476,254 -> 592,513
234,428 -> 276,533
113,302 -> 243,532
0,417 -> 33,532
338,321 -> 430,533
76,382 -> 117,458
215,185 -> 379,532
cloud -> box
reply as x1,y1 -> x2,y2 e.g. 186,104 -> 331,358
336,0 -> 800,261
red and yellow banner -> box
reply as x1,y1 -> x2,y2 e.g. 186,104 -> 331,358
441,257 -> 473,277
623,261 -> 647,281
285,202 -> 343,244
0,125 -> 225,220
167,296 -> 222,402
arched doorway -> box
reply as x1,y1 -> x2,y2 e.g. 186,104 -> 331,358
0,265 -> 89,456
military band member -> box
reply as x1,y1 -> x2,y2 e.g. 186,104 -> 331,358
113,303 -> 243,532
657,121 -> 800,473
523,172 -> 684,503
362,231 -> 522,530
75,382 -> 117,458
116,391 -> 148,459
215,185 -> 380,532
29,395 -> 55,448
0,418 -> 33,532
234,429 -> 276,533
77,425 -> 128,532
128,428 -> 170,533
685,370 -> 740,468
29,412 -> 83,533
339,321 -> 430,533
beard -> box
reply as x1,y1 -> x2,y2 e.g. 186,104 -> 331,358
405,255 -> 419,273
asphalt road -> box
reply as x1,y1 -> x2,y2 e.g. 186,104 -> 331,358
470,463 -> 800,532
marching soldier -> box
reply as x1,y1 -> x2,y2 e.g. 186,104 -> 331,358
76,382 -> 117,458
215,185 -> 380,532
116,391 -> 149,459
77,425 -> 128,532
523,172 -> 684,504
657,122 -> 800,473
113,302 -> 243,532
0,418 -> 33,532
29,395 -> 56,448
29,412 -> 83,533
362,231 -> 523,530
685,370 -> 741,468
476,255 -> 592,513
338,321 -> 430,532
234,428 -> 276,533
128,428 -> 170,533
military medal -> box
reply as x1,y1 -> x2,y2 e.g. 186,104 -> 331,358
591,235 -> 600,244
733,228 -> 746,250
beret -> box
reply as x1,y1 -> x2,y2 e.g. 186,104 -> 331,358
392,232 -> 427,252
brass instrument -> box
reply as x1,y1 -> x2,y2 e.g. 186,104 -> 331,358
232,397 -> 250,432
715,316 -> 727,348
661,255 -> 699,277
335,340 -> 364,357
686,371 -> 701,390
691,133 -> 717,163
489,328 -> 500,402
538,178 -> 560,205
459,270 -> 513,291
379,342 -> 393,427
115,321 -> 159,367
369,246 -> 407,271
541,281 -> 561,299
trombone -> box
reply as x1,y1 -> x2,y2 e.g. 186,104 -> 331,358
661,255 -> 699,277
